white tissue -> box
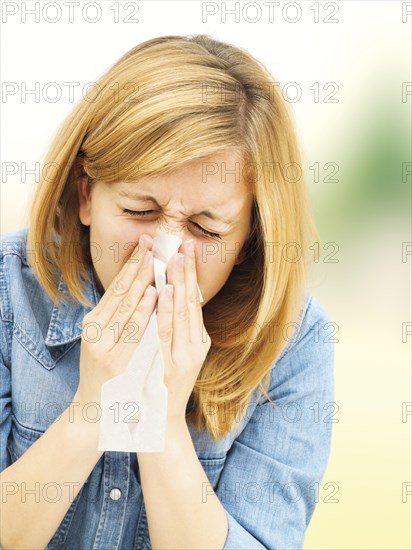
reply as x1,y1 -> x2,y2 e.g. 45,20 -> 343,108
97,234 -> 203,452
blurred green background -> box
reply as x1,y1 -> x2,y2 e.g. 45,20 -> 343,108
303,47 -> 411,550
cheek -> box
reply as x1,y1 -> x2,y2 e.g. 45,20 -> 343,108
195,244 -> 234,290
92,218 -> 141,259
90,230 -> 143,291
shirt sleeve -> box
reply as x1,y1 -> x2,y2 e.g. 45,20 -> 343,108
0,355 -> 12,474
0,254 -> 12,474
217,297 -> 335,549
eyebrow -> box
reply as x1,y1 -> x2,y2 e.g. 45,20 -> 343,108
118,189 -> 234,225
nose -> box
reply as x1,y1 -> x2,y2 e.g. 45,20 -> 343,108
142,226 -> 188,254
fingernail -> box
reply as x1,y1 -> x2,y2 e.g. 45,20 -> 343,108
144,284 -> 156,297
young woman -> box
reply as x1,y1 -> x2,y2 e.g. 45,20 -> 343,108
0,34 -> 335,549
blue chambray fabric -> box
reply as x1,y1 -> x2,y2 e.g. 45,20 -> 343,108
0,227 -> 334,550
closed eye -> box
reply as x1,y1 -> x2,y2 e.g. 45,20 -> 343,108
122,209 -> 222,239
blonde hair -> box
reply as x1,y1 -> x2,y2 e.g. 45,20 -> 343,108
27,34 -> 321,439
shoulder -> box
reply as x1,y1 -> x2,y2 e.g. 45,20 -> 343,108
0,226 -> 30,265
0,228 -> 28,323
259,291 -> 335,405
0,227 -> 53,326
277,290 -> 334,363
0,227 -> 31,318
0,227 -> 31,367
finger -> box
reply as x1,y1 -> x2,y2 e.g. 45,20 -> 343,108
103,250 -> 155,346
91,234 -> 152,327
168,251 -> 190,350
182,239 -> 203,345
156,284 -> 174,368
114,283 -> 158,363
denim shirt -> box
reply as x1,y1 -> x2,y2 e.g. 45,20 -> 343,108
0,227 -> 334,550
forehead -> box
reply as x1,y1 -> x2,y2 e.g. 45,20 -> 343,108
115,151 -> 253,204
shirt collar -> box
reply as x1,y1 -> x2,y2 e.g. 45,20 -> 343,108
44,263 -> 102,347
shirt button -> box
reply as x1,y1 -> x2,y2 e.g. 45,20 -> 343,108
109,488 -> 122,501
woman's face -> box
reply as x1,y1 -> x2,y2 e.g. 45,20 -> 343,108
77,150 -> 254,307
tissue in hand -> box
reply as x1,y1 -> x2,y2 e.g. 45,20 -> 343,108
97,233 -> 203,452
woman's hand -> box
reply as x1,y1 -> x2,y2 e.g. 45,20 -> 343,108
156,239 -> 212,421
75,234 -> 157,408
